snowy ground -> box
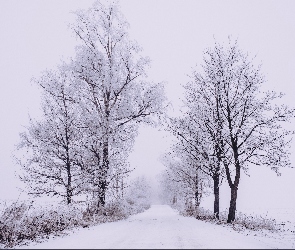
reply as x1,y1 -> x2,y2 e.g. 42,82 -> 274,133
15,205 -> 295,249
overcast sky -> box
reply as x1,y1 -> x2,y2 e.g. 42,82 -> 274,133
0,0 -> 295,211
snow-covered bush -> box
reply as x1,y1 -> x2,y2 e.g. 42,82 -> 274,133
83,200 -> 132,222
226,211 -> 279,231
0,201 -> 86,248
83,176 -> 152,222
180,205 -> 216,221
180,205 -> 280,232
0,196 -> 151,248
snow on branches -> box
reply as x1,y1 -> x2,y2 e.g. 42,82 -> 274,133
17,0 -> 166,207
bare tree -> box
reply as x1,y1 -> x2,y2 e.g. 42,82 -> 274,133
69,0 -> 165,207
160,127 -> 211,209
191,39 -> 294,223
166,115 -> 223,218
18,69 -> 83,204
158,169 -> 185,207
16,0 -> 165,208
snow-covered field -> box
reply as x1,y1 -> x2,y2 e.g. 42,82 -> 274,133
240,207 -> 295,224
15,205 -> 295,249
240,207 -> 295,235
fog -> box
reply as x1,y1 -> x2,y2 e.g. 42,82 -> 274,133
0,0 -> 294,212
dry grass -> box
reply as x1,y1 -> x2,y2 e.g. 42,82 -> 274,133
180,205 -> 280,232
0,199 -> 150,248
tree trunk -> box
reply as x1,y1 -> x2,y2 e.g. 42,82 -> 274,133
214,135 -> 222,220
98,179 -> 106,207
195,191 -> 200,208
194,171 -> 201,208
66,187 -> 72,204
172,196 -> 177,204
225,130 -> 241,223
64,91 -> 73,205
227,185 -> 238,223
121,177 -> 124,198
213,174 -> 219,219
98,92 -> 110,208
66,153 -> 72,204
98,136 -> 109,208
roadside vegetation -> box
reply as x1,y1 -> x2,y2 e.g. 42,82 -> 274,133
180,204 -> 280,232
0,176 -> 151,248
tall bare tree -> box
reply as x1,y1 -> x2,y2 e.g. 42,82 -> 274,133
166,115 -> 223,218
18,69 -> 83,204
191,39 -> 294,223
69,0 -> 165,207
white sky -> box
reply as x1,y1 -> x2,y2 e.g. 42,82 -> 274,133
0,0 -> 295,211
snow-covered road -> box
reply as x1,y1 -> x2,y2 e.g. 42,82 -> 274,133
20,205 -> 293,249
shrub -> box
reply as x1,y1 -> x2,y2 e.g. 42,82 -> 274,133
181,205 -> 217,221
180,205 -> 280,232
0,201 -> 85,247
229,211 -> 279,231
0,197 -> 151,248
